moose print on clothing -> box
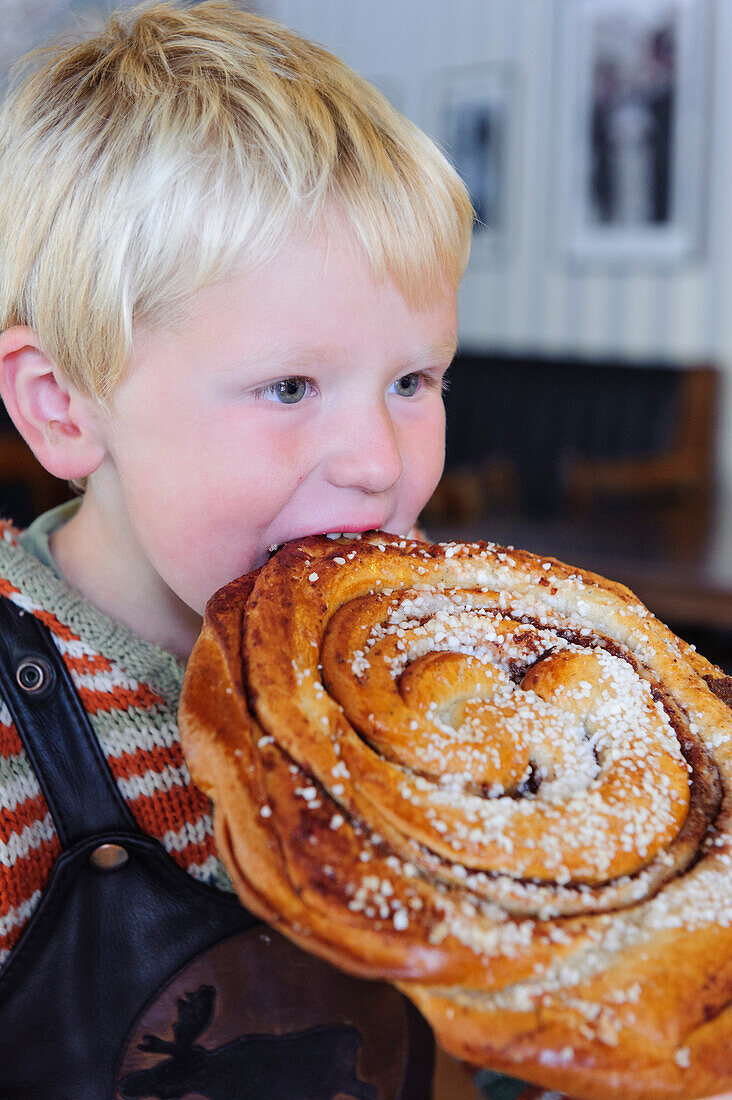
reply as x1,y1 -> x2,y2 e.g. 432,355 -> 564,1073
115,925 -> 428,1100
119,984 -> 377,1100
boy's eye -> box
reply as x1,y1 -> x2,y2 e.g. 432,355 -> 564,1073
391,373 -> 421,397
265,377 -> 309,404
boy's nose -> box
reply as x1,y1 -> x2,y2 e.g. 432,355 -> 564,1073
324,404 -> 403,495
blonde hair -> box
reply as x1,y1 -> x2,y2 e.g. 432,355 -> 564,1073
0,1 -> 472,406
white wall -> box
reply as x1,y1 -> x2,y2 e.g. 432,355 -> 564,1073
262,0 -> 732,492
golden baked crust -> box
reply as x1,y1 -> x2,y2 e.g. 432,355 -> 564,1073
179,532 -> 732,1099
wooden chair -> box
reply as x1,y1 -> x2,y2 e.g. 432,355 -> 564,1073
421,354 -> 719,554
565,366 -> 717,510
564,366 -> 718,559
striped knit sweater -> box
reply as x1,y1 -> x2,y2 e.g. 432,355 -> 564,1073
0,518 -> 233,967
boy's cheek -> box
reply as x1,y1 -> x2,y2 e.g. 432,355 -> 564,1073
413,415 -> 446,489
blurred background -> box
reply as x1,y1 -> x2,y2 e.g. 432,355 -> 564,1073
1,0 -> 731,677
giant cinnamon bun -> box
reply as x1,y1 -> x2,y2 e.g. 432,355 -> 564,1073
180,532 -> 732,1099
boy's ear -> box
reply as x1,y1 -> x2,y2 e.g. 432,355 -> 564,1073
0,326 -> 106,481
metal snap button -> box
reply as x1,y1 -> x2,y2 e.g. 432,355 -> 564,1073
16,657 -> 51,694
89,843 -> 129,871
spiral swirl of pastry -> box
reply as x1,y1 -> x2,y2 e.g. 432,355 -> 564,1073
321,591 -> 691,888
180,533 -> 732,1099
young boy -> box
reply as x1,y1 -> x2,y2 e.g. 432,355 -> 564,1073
0,2 -> 472,1096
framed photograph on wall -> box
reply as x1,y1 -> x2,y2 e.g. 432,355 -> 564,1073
440,64 -> 517,263
557,0 -> 710,266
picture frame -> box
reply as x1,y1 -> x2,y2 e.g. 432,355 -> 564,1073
439,63 -> 518,264
556,0 -> 710,266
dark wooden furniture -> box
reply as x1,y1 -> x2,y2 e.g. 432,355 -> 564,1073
424,352 -> 719,544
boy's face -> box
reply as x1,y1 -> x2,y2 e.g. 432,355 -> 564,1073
98,223 -> 458,616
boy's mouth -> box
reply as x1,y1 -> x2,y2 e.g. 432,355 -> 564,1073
266,527 -> 383,558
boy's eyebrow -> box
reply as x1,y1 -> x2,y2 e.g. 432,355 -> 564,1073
400,335 -> 459,369
208,345 -> 337,378
214,335 -> 459,375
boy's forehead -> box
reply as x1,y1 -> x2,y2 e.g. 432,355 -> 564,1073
201,216 -> 455,306
137,225 -> 458,352
203,331 -> 460,376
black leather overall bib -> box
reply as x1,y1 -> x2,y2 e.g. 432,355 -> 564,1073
0,596 -> 433,1100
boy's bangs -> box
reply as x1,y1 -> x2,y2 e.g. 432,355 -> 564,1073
120,111 -> 472,378
135,157 -> 472,327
